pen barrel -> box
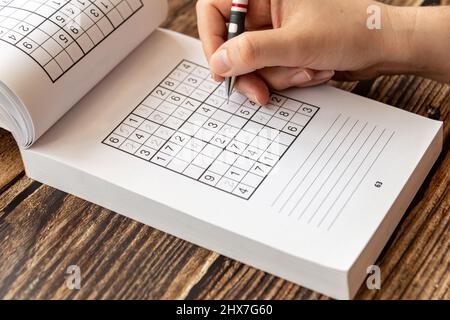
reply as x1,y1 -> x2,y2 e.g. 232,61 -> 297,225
227,0 -> 248,40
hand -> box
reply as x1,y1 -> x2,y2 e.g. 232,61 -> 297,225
196,0 -> 410,104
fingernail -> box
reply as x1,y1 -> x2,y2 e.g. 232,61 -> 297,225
210,49 -> 231,75
290,70 -> 312,85
313,70 -> 335,81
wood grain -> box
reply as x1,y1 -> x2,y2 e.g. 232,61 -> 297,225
0,0 -> 448,300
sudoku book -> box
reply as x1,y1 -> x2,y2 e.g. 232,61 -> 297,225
0,0 -> 443,299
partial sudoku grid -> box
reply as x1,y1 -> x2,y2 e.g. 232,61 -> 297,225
0,0 -> 143,82
103,60 -> 320,200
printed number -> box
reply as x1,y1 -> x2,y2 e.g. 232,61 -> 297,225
229,171 -> 240,177
185,100 -> 194,107
56,16 -> 65,24
181,63 -> 192,70
19,25 -> 29,32
187,77 -> 198,85
90,8 -> 100,18
109,137 -> 120,144
99,1 -> 109,9
238,187 -> 248,194
278,111 -> 290,117
240,109 -> 251,116
207,122 -> 218,129
70,26 -> 79,34
253,165 -> 264,173
65,7 -> 75,15
215,137 -> 225,145
164,80 -> 175,87
22,41 -> 33,49
287,126 -> 298,132
302,107 -> 313,114
135,133 -> 144,140
202,107 -> 212,114
271,96 -> 282,104
140,149 -> 152,157
174,135 -> 185,143
59,33 -> 68,44
170,95 -> 181,102
155,89 -> 166,97
375,181 -> 383,188
204,175 -> 215,182
164,145 -> 174,152
230,143 -> 241,151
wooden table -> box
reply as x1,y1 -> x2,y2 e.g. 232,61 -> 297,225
0,0 -> 448,300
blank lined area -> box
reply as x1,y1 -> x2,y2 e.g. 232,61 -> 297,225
272,115 -> 394,231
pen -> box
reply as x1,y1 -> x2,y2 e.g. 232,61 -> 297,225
225,0 -> 248,104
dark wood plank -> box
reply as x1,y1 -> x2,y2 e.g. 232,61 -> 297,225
0,184 -> 220,299
0,0 -> 448,300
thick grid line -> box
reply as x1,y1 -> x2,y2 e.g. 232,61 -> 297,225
103,60 -> 320,200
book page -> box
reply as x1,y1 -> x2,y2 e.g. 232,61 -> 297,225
24,29 -> 443,275
0,0 -> 167,144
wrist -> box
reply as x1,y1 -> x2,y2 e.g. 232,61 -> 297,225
378,5 -> 418,75
381,5 -> 450,82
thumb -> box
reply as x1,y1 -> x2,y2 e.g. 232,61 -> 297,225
209,28 -> 295,77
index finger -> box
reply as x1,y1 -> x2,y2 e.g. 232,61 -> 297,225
196,0 -> 232,63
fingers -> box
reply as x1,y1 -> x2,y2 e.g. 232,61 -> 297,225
196,0 -> 231,63
197,0 -> 273,82
257,67 -> 335,90
230,68 -> 335,106
234,73 -> 270,105
209,28 -> 295,77
296,70 -> 335,87
257,67 -> 314,90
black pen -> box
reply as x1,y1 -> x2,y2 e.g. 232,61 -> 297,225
225,0 -> 248,104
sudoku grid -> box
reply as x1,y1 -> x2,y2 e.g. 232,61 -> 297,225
103,60 -> 320,200
0,0 -> 143,82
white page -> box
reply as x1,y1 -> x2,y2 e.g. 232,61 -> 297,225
0,0 -> 167,144
24,29 -> 442,287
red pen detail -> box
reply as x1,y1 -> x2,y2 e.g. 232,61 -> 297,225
232,3 -> 248,9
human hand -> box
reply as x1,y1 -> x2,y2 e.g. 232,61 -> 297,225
197,0 -> 411,104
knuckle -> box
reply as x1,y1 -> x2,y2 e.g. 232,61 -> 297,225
270,81 -> 287,91
268,77 -> 289,91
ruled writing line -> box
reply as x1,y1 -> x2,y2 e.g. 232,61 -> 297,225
326,131 -> 395,231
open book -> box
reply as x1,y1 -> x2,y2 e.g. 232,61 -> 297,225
0,0 -> 443,299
